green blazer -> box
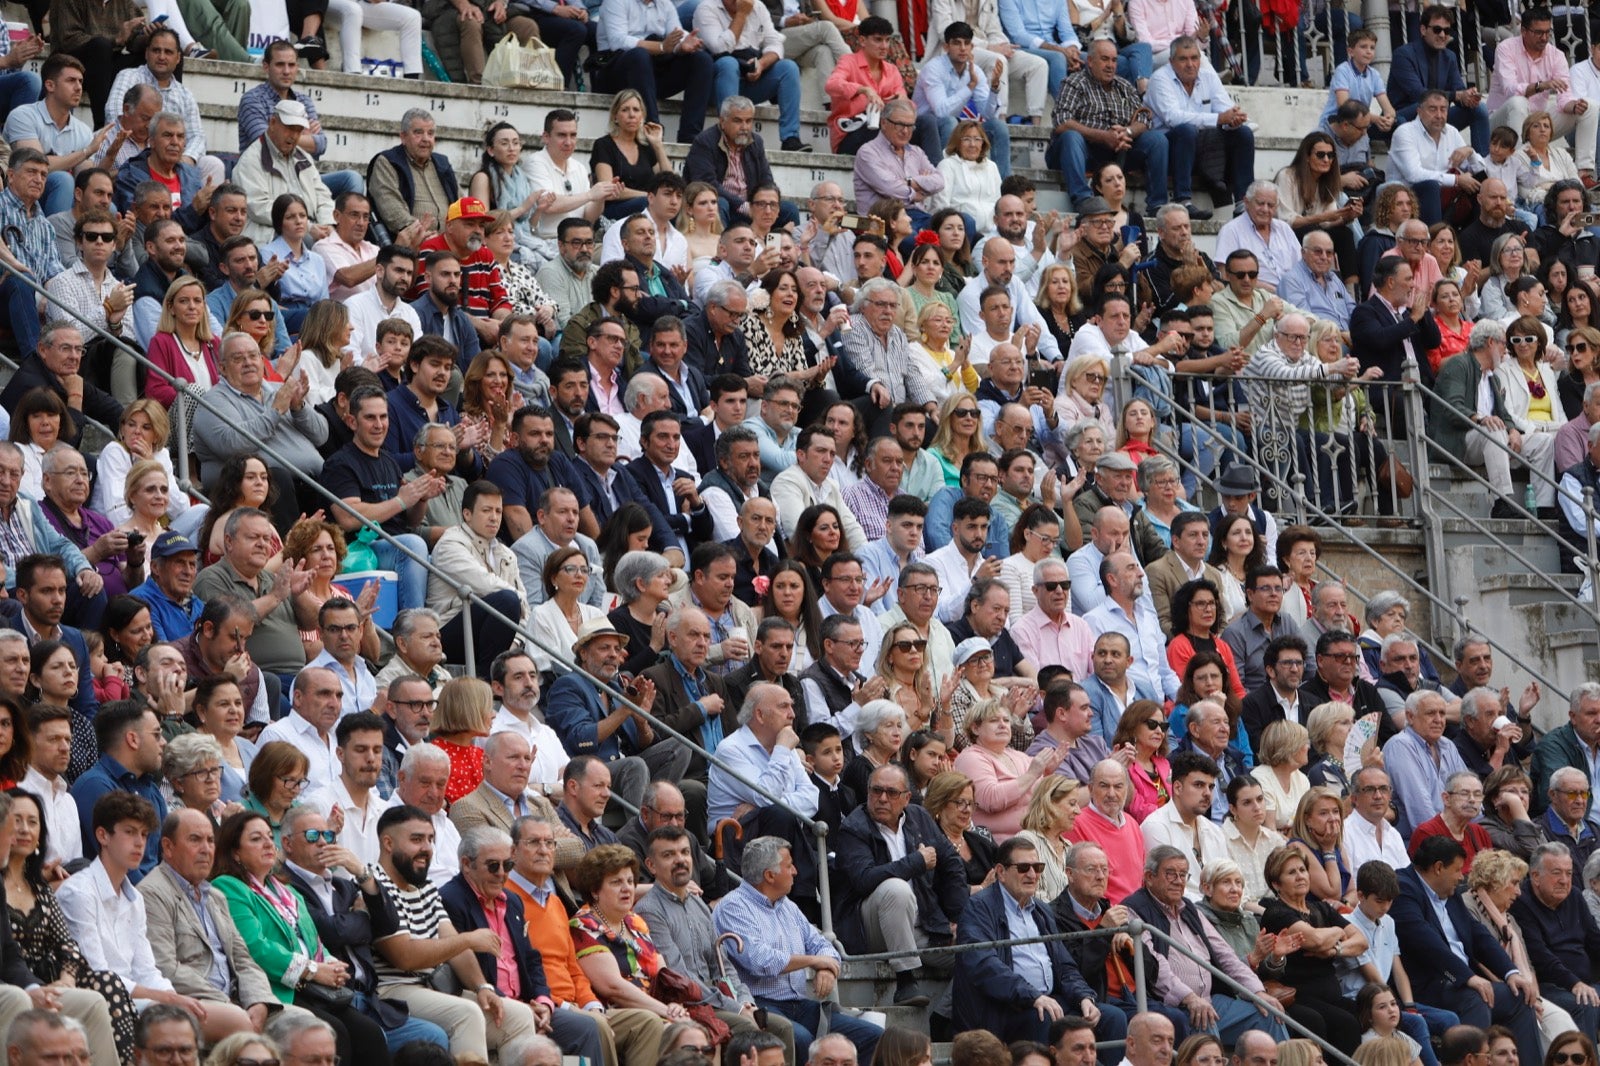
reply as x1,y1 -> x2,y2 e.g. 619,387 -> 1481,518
213,874 -> 321,1004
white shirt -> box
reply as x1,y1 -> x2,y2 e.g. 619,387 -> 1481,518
770,465 -> 868,548
528,149 -> 593,240
925,542 -> 988,624
489,705 -> 570,790
1139,801 -> 1229,901
617,412 -> 699,474
1212,213 -> 1302,289
22,766 -> 81,867
345,287 -> 422,360
427,808 -> 462,886
56,858 -> 174,998
1389,118 -> 1481,188
1145,62 -> 1239,129
300,776 -> 396,867
877,816 -> 909,861
1341,810 -> 1412,873
956,273 -> 1063,361
600,214 -> 689,272
257,710 -> 341,793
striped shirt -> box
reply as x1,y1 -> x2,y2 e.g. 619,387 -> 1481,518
0,188 -> 65,282
370,866 -> 451,989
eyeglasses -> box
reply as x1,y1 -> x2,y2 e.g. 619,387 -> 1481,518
392,699 -> 438,710
323,622 -> 360,636
1400,236 -> 1430,245
883,118 -> 915,130
477,858 -> 508,873
892,639 -> 928,653
952,408 -> 979,418
1231,270 -> 1260,280
1249,584 -> 1286,594
643,804 -> 687,822
561,238 -> 596,247
767,398 -> 800,410
1007,862 -> 1047,873
301,829 -> 337,844
1323,651 -> 1360,662
1556,788 -> 1593,799
559,564 -> 592,577
1427,22 -> 1453,32
1084,372 -> 1108,383
144,1047 -> 199,1062
1037,579 -> 1070,592
1357,784 -> 1393,795
902,583 -> 941,596
1276,332 -> 1309,343
869,785 -> 910,797
830,638 -> 867,650
277,776 -> 309,791
179,766 -> 223,782
245,310 -> 274,321
1573,343 -> 1592,353
80,231 -> 116,243
1510,335 -> 1539,345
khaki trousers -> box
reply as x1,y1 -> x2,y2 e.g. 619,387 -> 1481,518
380,983 -> 537,1062
593,1006 -> 666,1066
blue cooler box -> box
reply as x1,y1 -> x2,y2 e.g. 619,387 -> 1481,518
339,570 -> 398,629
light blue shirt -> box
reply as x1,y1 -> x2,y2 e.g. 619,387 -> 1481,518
1067,541 -> 1107,615
207,282 -> 291,356
261,238 -> 331,306
1278,260 -> 1358,330
1381,726 -> 1468,839
1425,877 -> 1469,966
859,539 -> 923,615
998,0 -> 1079,51
1323,61 -> 1386,119
1083,597 -> 1181,699
924,488 -> 1011,556
912,53 -> 997,121
1001,887 -> 1052,995
744,416 -> 798,489
306,648 -> 378,720
598,0 -> 681,51
1146,63 -> 1237,129
2,101 -> 92,158
712,882 -> 838,1002
707,725 -> 819,824
1341,906 -> 1399,998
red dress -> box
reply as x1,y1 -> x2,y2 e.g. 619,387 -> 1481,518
434,737 -> 485,804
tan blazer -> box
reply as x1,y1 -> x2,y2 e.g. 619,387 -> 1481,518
447,782 -> 586,869
1145,551 -> 1226,635
138,863 -> 279,1009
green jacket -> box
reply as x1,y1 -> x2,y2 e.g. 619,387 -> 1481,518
1530,723 -> 1593,817
1431,351 -> 1511,458
214,874 -> 323,1004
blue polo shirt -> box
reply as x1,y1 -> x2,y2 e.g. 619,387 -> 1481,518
69,753 -> 168,883
128,576 -> 203,642
384,384 -> 460,471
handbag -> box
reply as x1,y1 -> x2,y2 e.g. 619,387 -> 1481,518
1262,979 -> 1297,1008
653,968 -> 734,1045
482,34 -> 564,89
299,980 -> 356,1009
1376,452 -> 1415,499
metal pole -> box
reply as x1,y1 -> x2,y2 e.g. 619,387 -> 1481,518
1130,918 -> 1148,1014
1585,488 -> 1600,661
457,582 -> 478,678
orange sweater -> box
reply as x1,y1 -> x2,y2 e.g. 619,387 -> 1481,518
508,879 -> 598,1007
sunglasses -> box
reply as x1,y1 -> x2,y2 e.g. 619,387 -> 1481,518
81,231 -> 117,243
952,408 -> 979,418
1312,150 -> 1335,160
245,309 -> 274,321
301,829 -> 337,844
478,859 -> 508,873
1553,1054 -> 1589,1065
1573,342 -> 1592,353
1007,862 -> 1047,874
1037,580 -> 1070,592
1510,335 -> 1539,345
1232,270 -> 1260,279
892,639 -> 928,652
1144,719 -> 1171,732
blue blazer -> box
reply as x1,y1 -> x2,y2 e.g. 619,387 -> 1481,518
546,671 -> 641,761
1082,672 -> 1160,742
1391,864 -> 1517,1000
438,874 -> 554,1002
622,458 -> 712,549
0,602 -> 98,738
953,881 -> 1094,1037
569,459 -> 675,556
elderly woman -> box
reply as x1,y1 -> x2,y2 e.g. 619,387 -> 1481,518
928,120 -> 1004,233
606,550 -> 675,677
1479,765 -> 1542,859
948,639 -> 1037,750
952,698 -> 1063,842
1199,856 -> 1296,979
193,675 -> 258,805
1132,456 -> 1198,551
1058,354 -> 1117,442
1463,847 -> 1579,1046
242,740 -> 311,843
570,844 -> 686,1024
1358,591 -> 1441,683
925,769 -> 998,890
1304,700 -> 1356,796
1111,700 -> 1172,823
1260,845 -> 1367,1054
1012,776 -> 1082,902
164,731 -> 238,827
1286,786 -> 1351,904
1251,720 -> 1312,831
842,699 -> 908,802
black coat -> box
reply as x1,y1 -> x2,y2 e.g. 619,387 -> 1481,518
283,868 -> 409,1029
1053,892 -> 1159,999
682,126 -> 774,216
831,803 -> 968,954
953,882 -> 1095,1041
1349,294 -> 1441,386
622,458 -> 713,550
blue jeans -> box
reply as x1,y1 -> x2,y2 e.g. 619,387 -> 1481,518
936,114 -> 1013,178
0,70 -> 40,118
1179,419 -> 1246,497
370,533 -> 430,612
1395,100 -> 1492,156
0,275 -> 41,357
1118,41 -> 1152,84
755,996 -> 881,1064
1399,1007 -> 1454,1066
323,169 -> 366,200
714,56 -> 801,142
42,171 -> 72,217
1051,124 -> 1191,207
1025,46 -> 1068,95
348,994 -> 450,1052
1208,993 -> 1289,1044
1411,179 -> 1445,224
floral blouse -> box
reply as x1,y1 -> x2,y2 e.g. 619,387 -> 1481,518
570,905 -> 663,992
500,258 -> 556,319
740,313 -> 812,390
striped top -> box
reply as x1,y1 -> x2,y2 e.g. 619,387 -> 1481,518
371,866 -> 450,989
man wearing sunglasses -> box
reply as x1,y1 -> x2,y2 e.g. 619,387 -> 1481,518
1388,4 -> 1490,155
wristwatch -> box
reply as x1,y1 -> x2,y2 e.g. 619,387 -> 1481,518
301,962 -> 319,988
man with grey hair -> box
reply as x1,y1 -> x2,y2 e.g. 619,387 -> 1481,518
841,278 -> 936,421
367,109 -> 455,237
192,505 -> 315,681
393,742 -> 463,886
1556,379 -> 1600,475
6,1010 -> 92,1066
260,664 -> 344,791
1374,632 -> 1450,715
262,1010 -> 340,1066
1212,182 -> 1302,290
712,834 -> 881,1061
1454,686 -> 1527,778
0,982 -> 115,1066
114,111 -> 208,231
851,94 -> 942,217
1510,840 -> 1600,1036
1384,689 -> 1468,838
1279,230 -> 1357,329
445,730 -> 572,846
1143,36 -> 1253,215
616,374 -> 696,472
685,279 -> 755,387
1344,765 -> 1412,872
374,608 -> 450,694
1298,580 -> 1356,652
1071,759 -> 1146,901
440,825 -> 609,1066
635,605 -> 723,826
1540,765 -> 1600,869
1559,422 -> 1600,556
1532,682 -> 1600,819
192,331 -> 328,495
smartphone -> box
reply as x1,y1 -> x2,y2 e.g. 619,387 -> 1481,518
838,213 -> 867,230
150,13 -> 168,22
765,233 -> 782,254
1028,367 -> 1059,392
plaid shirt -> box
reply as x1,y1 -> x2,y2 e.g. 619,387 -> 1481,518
107,66 -> 207,159
842,476 -> 893,542
44,261 -> 125,336
0,188 -> 64,282
1053,70 -> 1144,131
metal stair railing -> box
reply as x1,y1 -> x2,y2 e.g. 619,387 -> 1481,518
1111,354 -> 1572,702
0,258 -> 835,934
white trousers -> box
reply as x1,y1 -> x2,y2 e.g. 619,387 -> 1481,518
1465,423 -> 1556,505
1490,94 -> 1600,170
972,46 -> 1050,118
326,0 -> 425,73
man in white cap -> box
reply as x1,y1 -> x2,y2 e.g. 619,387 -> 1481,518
232,98 -> 335,244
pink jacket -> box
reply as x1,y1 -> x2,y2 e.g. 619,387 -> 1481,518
824,52 -> 908,150
1488,38 -> 1578,114
144,332 -> 221,408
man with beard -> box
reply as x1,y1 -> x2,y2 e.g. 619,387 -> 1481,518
384,335 -> 486,476
204,236 -> 289,357
412,197 -> 511,346
488,649 -> 572,791
545,619 -> 659,813
537,218 -> 599,333
368,805 -> 542,1064
698,224 -> 775,307
127,217 -> 195,347
1460,178 -> 1531,268
746,376 -> 800,490
409,249 -> 482,367
488,406 -> 597,542
348,246 -> 424,364
299,711 -> 395,865
560,262 -> 645,373
957,237 -> 1063,360
547,359 -> 590,457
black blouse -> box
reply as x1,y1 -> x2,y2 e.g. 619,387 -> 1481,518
591,135 -> 659,194
1259,894 -> 1349,986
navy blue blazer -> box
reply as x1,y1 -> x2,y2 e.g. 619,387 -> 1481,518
1349,295 -> 1440,386
1391,864 -> 1517,999
832,803 -> 968,954
284,867 -> 410,1029
0,604 -> 98,733
438,874 -> 554,1002
622,458 -> 713,549
546,671 -> 641,761
570,457 -> 675,556
621,256 -> 693,336
953,881 -> 1094,1035
639,358 -> 710,418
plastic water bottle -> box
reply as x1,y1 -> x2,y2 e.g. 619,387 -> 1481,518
1525,484 -> 1538,514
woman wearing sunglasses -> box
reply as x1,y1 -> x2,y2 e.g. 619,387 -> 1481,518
1558,321 -> 1600,421
1544,1035 -> 1599,1066
213,810 -> 393,1066
928,393 -> 991,489
1496,313 -> 1566,514
1109,701 -> 1172,823
875,623 -> 950,745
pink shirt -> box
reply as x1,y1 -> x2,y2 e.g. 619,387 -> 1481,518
951,744 -> 1035,842
472,884 -> 520,999
588,361 -> 625,416
1128,0 -> 1198,52
1488,38 -> 1578,114
1009,606 -> 1095,680
824,51 -> 909,149
1066,803 -> 1147,903
1380,247 -> 1443,298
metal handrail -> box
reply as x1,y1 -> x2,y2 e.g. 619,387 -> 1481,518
0,258 -> 834,932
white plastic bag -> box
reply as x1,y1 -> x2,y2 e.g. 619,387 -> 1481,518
481,34 -> 563,89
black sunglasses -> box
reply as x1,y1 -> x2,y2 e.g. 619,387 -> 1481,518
1144,718 -> 1171,732
80,231 -> 117,243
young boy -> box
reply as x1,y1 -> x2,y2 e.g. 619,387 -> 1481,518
369,316 -> 415,391
1324,29 -> 1397,133
799,722 -> 856,833
1341,859 -> 1459,1066
1483,126 -> 1542,227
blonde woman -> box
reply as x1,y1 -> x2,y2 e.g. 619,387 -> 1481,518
144,275 -> 220,408
908,301 -> 977,402
591,89 -> 672,220
679,182 -> 723,268
928,120 -> 1003,233
928,391 -> 991,487
1012,776 -> 1083,902
1037,263 -> 1081,357
117,459 -> 172,546
951,698 -> 1063,842
875,623 -> 948,742
1058,353 -> 1117,441
293,299 -> 353,407
1463,847 -> 1579,1047
1354,1039 -> 1415,1066
93,400 -> 189,525
1304,700 -> 1356,797
430,676 -> 495,805
1250,720 -> 1311,830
